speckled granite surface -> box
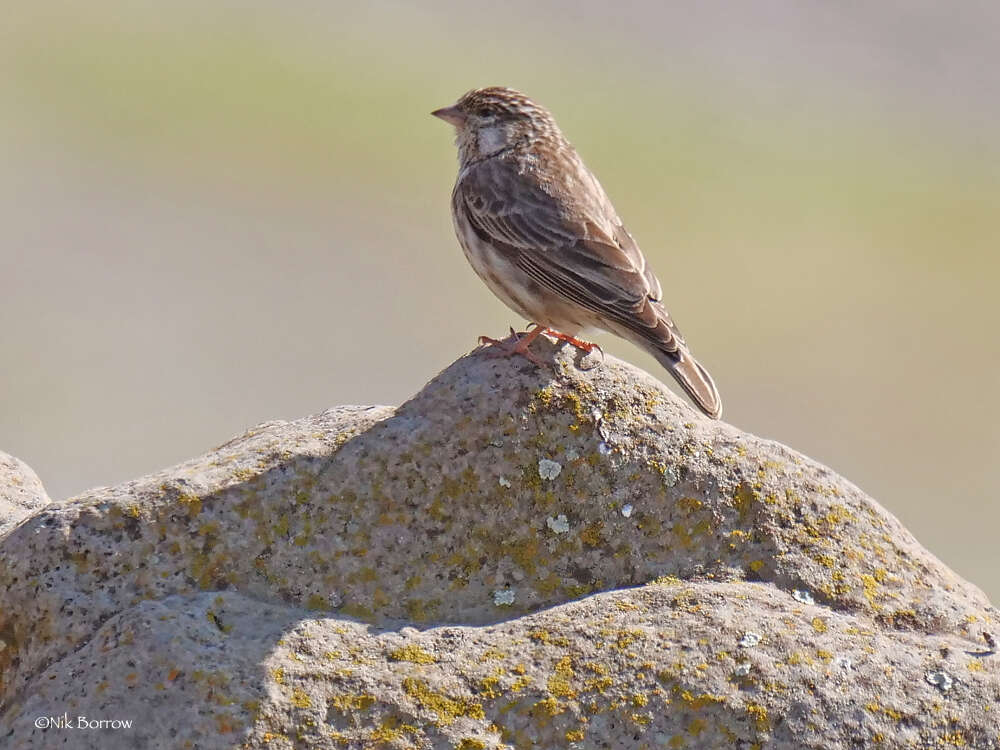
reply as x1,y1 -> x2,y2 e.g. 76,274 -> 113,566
2,340 -> 997,748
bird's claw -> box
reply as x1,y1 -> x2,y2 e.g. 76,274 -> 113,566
543,329 -> 605,369
477,325 -> 547,366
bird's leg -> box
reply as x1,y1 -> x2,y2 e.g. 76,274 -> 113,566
544,329 -> 604,357
478,324 -> 547,366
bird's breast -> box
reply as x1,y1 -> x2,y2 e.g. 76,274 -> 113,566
451,199 -> 596,336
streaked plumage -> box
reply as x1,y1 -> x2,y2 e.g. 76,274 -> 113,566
432,86 -> 722,419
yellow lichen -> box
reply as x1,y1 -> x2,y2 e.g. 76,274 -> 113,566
672,524 -> 692,549
609,629 -> 646,651
855,574 -> 887,614
584,662 -> 610,675
510,675 -> 532,693
547,656 -> 576,698
478,674 -> 503,699
529,629 -> 570,646
401,678 -> 484,726
677,497 -> 703,513
535,573 -> 561,596
532,697 -> 563,718
580,522 -> 605,547
531,386 -> 556,412
388,645 -> 437,664
584,676 -> 614,693
677,691 -> 726,710
652,575 -> 683,586
328,693 -> 375,713
746,702 -> 770,732
369,715 -> 419,742
732,484 -> 756,520
305,594 -> 329,611
179,493 -> 202,518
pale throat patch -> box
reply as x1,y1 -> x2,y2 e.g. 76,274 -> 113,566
477,125 -> 508,156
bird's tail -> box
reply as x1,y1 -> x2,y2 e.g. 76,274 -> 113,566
636,333 -> 722,419
663,348 -> 723,419
609,301 -> 723,419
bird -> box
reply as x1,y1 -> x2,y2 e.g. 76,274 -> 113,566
432,86 -> 722,419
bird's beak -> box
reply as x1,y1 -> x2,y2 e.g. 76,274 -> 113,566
431,105 -> 466,128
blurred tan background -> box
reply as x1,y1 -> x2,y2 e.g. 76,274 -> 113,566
2,2 -> 998,598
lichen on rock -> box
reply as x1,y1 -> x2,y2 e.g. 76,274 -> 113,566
1,340 -> 997,748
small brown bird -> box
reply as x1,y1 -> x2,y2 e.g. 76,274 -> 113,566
432,86 -> 722,419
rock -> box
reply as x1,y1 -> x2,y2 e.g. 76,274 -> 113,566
1,340 -> 997,749
0,451 -> 50,538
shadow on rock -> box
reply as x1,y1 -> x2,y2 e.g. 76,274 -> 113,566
2,341 -> 996,748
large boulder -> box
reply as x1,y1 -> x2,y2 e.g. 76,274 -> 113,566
2,340 -> 997,748
0,452 -> 50,537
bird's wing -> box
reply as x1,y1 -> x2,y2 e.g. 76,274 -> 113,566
457,157 -> 685,353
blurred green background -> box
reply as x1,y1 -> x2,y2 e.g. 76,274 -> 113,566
2,2 -> 998,598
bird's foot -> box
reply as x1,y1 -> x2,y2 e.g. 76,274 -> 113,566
543,329 -> 605,370
478,325 -> 547,366
544,329 -> 603,356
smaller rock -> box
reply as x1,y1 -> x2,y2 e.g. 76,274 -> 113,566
0,452 -> 51,537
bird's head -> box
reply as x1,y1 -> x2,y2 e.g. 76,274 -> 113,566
432,87 -> 558,162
